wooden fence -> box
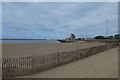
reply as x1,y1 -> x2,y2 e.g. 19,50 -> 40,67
2,43 -> 117,77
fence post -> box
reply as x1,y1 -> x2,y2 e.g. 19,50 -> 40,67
76,46 -> 78,60
58,50 -> 60,66
91,42 -> 92,56
105,42 -> 108,50
31,53 -> 35,75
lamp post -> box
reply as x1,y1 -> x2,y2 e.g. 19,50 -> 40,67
106,19 -> 109,42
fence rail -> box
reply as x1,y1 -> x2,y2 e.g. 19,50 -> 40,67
2,43 -> 117,77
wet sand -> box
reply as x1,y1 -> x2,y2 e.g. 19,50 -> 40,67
2,42 -> 104,58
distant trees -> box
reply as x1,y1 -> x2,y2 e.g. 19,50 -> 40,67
76,34 -> 120,40
114,34 -> 120,39
94,34 -> 120,39
108,36 -> 114,39
94,36 -> 105,39
77,38 -> 82,40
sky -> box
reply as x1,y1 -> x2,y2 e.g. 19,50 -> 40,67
2,2 -> 118,39
1,0 -> 119,2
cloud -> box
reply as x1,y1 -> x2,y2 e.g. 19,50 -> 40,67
1,0 -> 119,2
2,2 -> 118,39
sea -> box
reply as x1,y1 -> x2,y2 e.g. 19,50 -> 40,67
1,39 -> 60,44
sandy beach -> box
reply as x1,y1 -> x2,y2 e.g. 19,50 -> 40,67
21,47 -> 118,78
2,42 -> 104,58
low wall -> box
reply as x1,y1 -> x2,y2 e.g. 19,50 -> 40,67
2,43 -> 117,77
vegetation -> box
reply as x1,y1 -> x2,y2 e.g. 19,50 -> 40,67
94,36 -> 105,39
94,34 -> 120,39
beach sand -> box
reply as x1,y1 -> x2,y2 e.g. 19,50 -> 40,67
2,42 -> 104,58
21,47 -> 118,78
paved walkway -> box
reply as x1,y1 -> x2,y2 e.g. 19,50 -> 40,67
22,47 -> 118,78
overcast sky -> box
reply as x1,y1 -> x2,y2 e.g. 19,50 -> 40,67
2,2 -> 118,39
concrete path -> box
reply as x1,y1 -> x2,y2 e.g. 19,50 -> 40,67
22,47 -> 118,78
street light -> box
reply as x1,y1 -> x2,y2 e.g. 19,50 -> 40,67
106,19 -> 109,42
